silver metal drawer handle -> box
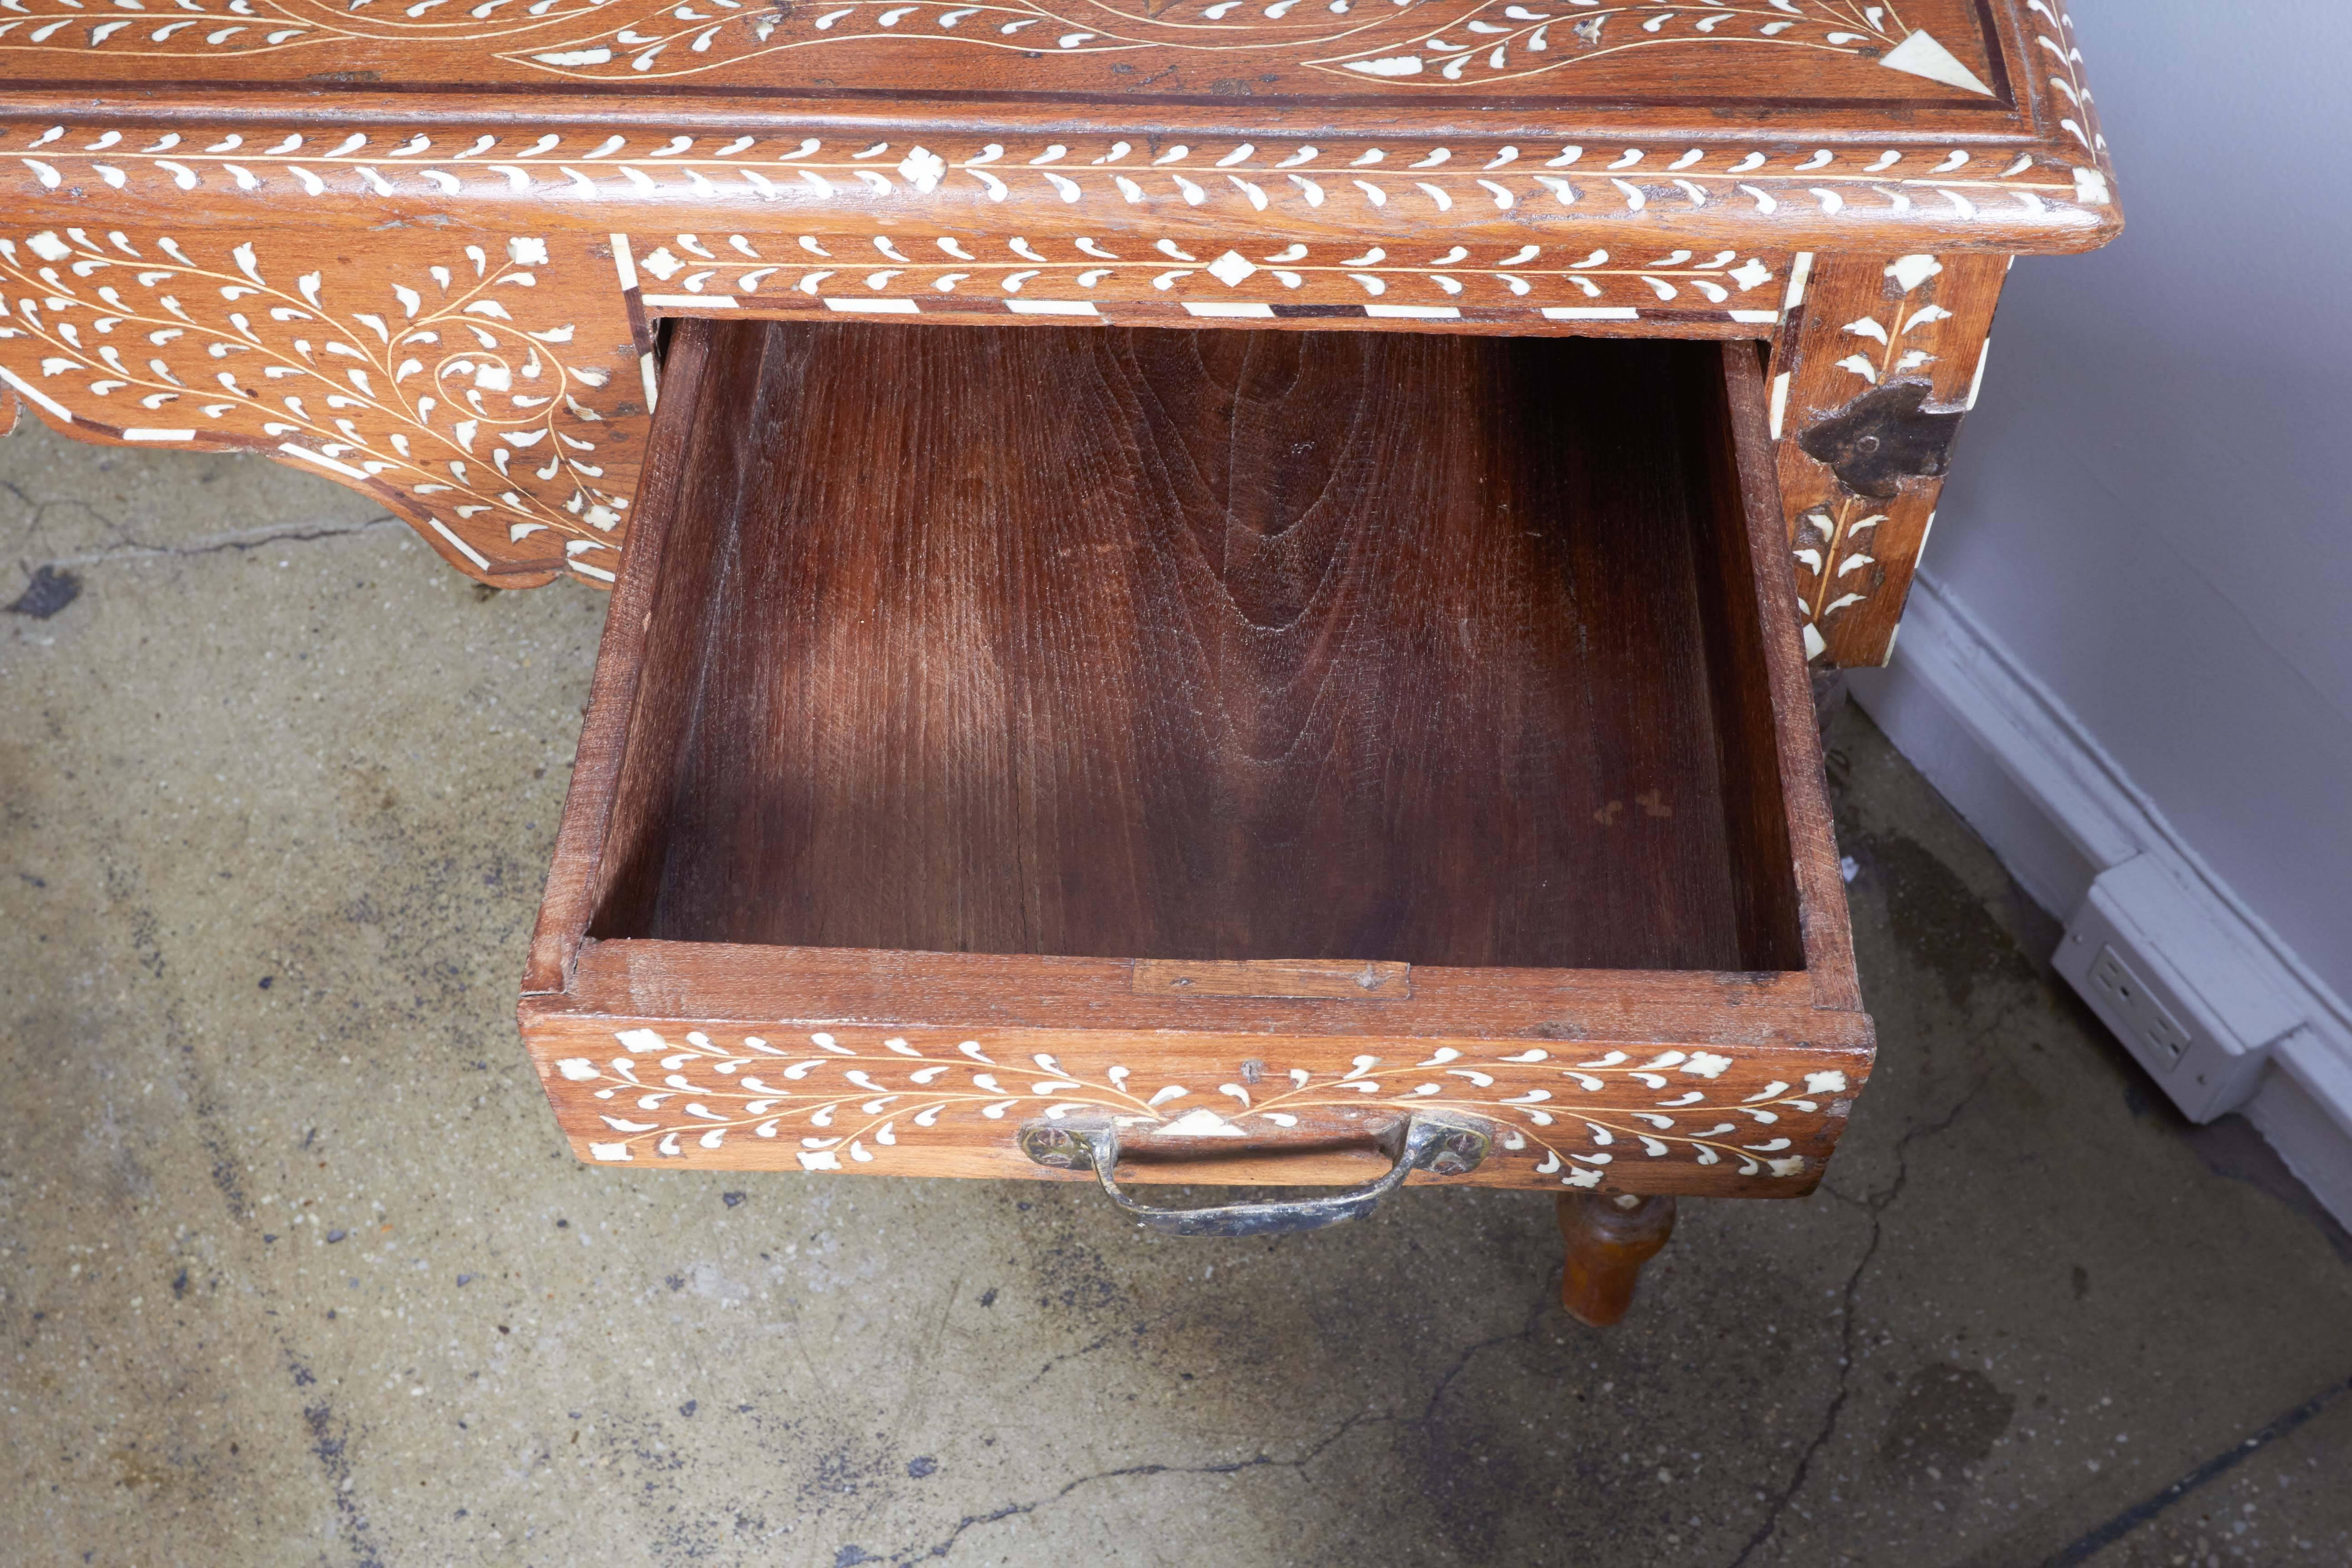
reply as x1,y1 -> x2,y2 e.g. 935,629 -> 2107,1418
1017,1111 -> 1492,1238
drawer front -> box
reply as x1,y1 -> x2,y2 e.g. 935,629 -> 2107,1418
524,1011 -> 1865,1197
621,231 -> 1796,338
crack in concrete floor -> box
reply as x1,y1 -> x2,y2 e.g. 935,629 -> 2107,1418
29,513 -> 403,570
1731,1023 -> 2011,1568
894,1282 -> 1560,1564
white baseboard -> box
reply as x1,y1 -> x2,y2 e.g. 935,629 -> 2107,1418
2249,1047 -> 2352,1231
1849,573 -> 2352,1231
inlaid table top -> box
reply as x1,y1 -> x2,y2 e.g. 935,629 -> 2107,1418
0,0 -> 2116,253
0,0 -> 2118,662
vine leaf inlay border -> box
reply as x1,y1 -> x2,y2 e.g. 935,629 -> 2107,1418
552,1026 -> 1850,1188
0,0 -> 2004,96
0,227 -> 639,583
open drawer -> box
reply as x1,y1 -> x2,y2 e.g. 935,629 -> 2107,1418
519,319 -> 1871,1208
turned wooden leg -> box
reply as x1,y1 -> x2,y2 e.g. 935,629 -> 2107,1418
1556,1193 -> 1677,1327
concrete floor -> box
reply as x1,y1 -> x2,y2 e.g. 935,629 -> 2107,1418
4,416 -> 2349,1568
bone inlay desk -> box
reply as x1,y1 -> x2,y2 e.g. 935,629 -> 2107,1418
0,0 -> 2118,1318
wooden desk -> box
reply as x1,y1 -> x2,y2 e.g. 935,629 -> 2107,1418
0,1 -> 2117,1316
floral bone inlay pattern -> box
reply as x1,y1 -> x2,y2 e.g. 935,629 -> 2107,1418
1791,251 -> 1957,642
622,230 -> 1784,321
549,1027 -> 1854,1188
2028,0 -> 2109,182
0,0 -> 2002,94
1773,248 -> 2004,666
0,124 -> 2110,232
0,226 -> 641,583
1308,0 -> 1993,90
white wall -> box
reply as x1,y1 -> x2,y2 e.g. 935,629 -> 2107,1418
1923,0 -> 2352,997
1850,0 -> 2352,1223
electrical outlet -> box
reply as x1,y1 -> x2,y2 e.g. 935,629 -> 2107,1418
2085,944 -> 2190,1065
2056,857 -> 2298,1124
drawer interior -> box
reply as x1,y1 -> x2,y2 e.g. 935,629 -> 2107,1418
583,321 -> 1804,977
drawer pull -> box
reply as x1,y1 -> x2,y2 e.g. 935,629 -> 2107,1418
1017,1111 -> 1491,1237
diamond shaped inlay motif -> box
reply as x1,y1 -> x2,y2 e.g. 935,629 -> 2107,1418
1206,250 -> 1258,288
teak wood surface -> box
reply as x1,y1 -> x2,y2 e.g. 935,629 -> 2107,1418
598,325 -> 1799,974
0,0 -> 2119,665
517,318 -> 1873,1199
